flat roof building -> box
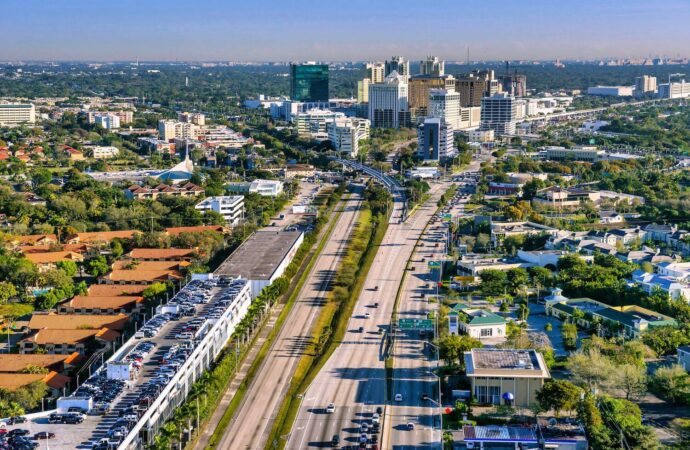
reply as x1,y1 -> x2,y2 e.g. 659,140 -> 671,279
0,103 -> 36,126
290,63 -> 329,102
215,231 -> 304,297
195,195 -> 245,226
464,348 -> 550,407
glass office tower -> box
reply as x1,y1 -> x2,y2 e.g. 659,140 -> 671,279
290,63 -> 329,102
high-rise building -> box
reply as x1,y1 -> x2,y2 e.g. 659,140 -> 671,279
357,78 -> 370,103
470,69 -> 500,96
480,93 -> 517,136
94,114 -> 120,130
419,56 -> 445,76
290,63 -> 329,102
0,104 -> 35,126
408,75 -> 455,120
368,71 -> 409,129
658,80 -> 690,99
385,56 -> 410,79
158,120 -> 199,141
417,117 -> 455,161
635,75 -> 658,95
327,117 -> 370,157
455,75 -> 486,107
366,62 -> 385,84
428,89 -> 461,130
502,73 -> 527,97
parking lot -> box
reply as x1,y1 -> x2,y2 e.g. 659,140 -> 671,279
0,278 -> 248,449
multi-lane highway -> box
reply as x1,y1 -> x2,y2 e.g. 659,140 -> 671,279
211,193 -> 363,450
387,186 -> 474,450
285,181 -> 449,450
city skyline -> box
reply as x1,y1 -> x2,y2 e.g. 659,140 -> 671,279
3,0 -> 690,62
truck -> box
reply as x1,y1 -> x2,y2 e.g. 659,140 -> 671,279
56,396 -> 93,414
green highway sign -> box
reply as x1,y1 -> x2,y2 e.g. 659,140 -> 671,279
398,319 -> 434,330
442,213 -> 452,221
427,260 -> 441,268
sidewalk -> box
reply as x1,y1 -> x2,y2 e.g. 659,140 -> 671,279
193,303 -> 284,450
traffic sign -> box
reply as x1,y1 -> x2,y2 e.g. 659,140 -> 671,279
427,261 -> 441,269
442,213 -> 452,221
398,318 -> 434,330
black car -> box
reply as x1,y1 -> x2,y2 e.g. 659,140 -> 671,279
34,432 -> 56,440
7,429 -> 30,437
331,434 -> 340,448
7,416 -> 26,425
376,406 -> 383,415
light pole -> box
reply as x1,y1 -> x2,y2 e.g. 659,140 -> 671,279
426,340 -> 443,449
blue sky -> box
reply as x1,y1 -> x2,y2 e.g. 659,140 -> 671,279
3,0 -> 689,61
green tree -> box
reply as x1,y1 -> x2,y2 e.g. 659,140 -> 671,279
56,260 -> 77,277
536,379 -> 582,417
86,255 -> 109,277
642,326 -> 690,356
479,269 -> 508,296
0,281 -> 17,304
436,334 -> 483,367
650,364 -> 690,405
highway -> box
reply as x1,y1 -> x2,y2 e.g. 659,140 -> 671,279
285,181 -> 449,450
212,192 -> 363,450
387,185 -> 475,450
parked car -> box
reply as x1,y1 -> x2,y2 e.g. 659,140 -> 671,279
34,432 -> 56,440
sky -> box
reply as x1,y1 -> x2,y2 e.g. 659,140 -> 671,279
3,0 -> 690,62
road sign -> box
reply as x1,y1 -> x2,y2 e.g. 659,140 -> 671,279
427,261 -> 441,269
398,318 -> 434,330
442,213 -> 452,221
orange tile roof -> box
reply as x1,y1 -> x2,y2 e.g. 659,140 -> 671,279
105,269 -> 183,282
127,248 -> 196,260
11,234 -> 58,245
72,230 -> 139,243
43,371 -> 71,389
18,244 -> 89,254
87,284 -> 148,297
23,329 -> 100,345
28,313 -> 130,331
0,354 -> 71,373
25,251 -> 84,264
0,371 -> 69,390
111,260 -> 189,271
65,295 -> 142,310
165,225 -> 226,235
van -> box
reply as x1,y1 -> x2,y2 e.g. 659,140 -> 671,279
331,435 -> 340,448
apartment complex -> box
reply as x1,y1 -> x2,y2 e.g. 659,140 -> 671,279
158,120 -> 199,141
178,111 -> 206,125
125,182 -> 204,200
0,103 -> 36,126
194,195 -> 245,226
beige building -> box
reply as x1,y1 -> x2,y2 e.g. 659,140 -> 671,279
158,120 -> 199,141
366,62 -> 385,84
464,348 -> 550,407
408,75 -> 455,120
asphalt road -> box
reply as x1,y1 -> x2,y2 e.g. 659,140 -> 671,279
285,181 -> 450,450
213,192 -> 363,450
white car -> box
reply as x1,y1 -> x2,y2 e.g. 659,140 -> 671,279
175,332 -> 193,339
364,312 -> 371,319
394,393 -> 403,402
325,403 -> 335,414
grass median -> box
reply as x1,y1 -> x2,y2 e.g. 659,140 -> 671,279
266,201 -> 390,450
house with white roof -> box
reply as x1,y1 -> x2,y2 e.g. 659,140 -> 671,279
631,269 -> 690,300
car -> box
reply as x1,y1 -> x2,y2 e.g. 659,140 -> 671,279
325,403 -> 335,414
359,433 -> 368,443
371,445 -> 379,450
372,302 -> 379,308
7,429 -> 30,437
364,312 -> 371,319
372,413 -> 380,423
358,326 -> 364,333
68,406 -> 87,414
361,423 -> 368,433
376,406 -> 383,415
407,422 -> 415,430
394,393 -> 403,402
175,332 -> 193,339
331,434 -> 340,448
7,416 -> 26,425
34,432 -> 56,440
421,393 -> 429,400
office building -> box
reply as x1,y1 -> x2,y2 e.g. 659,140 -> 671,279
419,56 -> 444,76
408,74 -> 455,119
502,73 -> 527,97
428,89 -> 461,130
295,109 -> 345,140
459,107 -> 482,130
417,117 -> 455,161
480,93 -> 517,136
158,120 -> 199,141
178,112 -> 206,126
290,63 -> 329,102
94,114 -> 120,130
544,145 -> 605,162
587,86 -> 635,96
0,104 -> 36,126
658,80 -> 690,99
85,110 -> 133,125
384,56 -> 410,79
368,71 -> 409,129
470,69 -> 500,96
456,75 -> 486,107
357,78 -> 370,103
365,62 -> 385,84
195,196 -> 245,226
327,117 -> 370,157
635,75 -> 657,95
464,348 -> 550,407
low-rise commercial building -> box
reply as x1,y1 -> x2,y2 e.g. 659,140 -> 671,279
544,145 -> 605,162
89,145 -> 120,159
448,303 -> 507,341
587,86 -> 635,96
284,164 -> 316,179
195,195 -> 245,226
125,182 -> 204,200
464,348 -> 550,407
215,230 -> 304,297
228,179 -> 284,197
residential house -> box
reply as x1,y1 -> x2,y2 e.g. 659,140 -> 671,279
65,230 -> 139,245
124,182 -> 204,200
19,328 -> 120,354
58,295 -> 144,314
60,145 -> 85,161
24,251 -> 84,273
632,270 -> 690,300
164,225 -> 227,236
599,210 -> 623,224
0,353 -> 82,375
489,221 -> 557,246
464,348 -> 550,407
0,372 -> 71,398
125,248 -> 197,261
